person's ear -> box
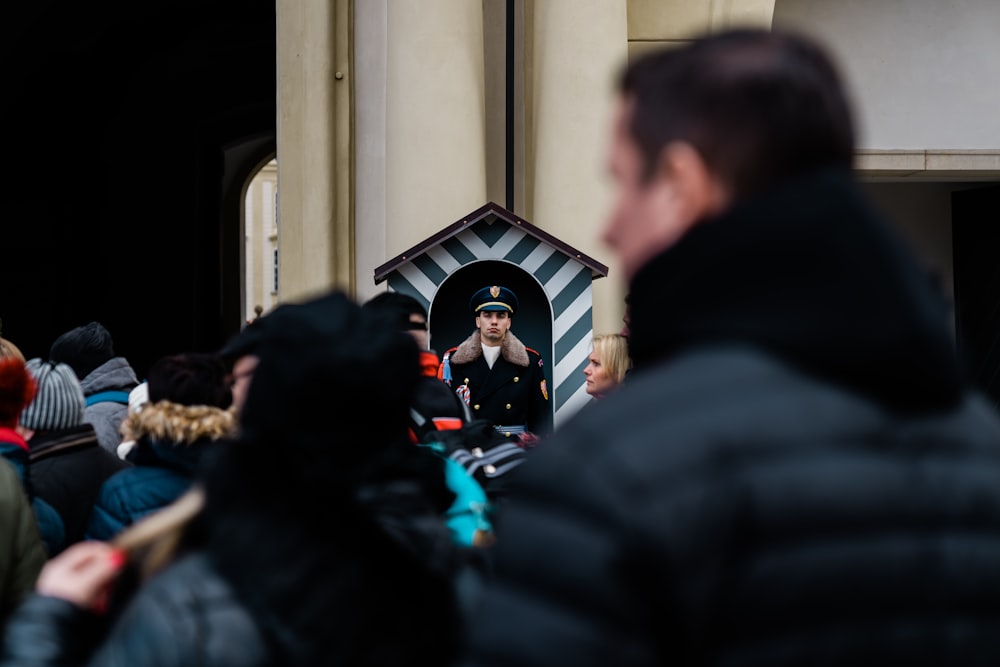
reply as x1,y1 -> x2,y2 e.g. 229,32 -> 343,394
658,141 -> 729,225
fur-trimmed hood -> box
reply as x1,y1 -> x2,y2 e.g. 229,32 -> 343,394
120,401 -> 237,446
450,330 -> 530,367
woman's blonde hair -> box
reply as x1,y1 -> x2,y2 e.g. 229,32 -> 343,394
0,318 -> 25,362
591,333 -> 631,386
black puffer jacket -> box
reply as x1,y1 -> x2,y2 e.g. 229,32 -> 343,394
29,424 -> 128,549
1,554 -> 265,666
460,170 -> 1000,666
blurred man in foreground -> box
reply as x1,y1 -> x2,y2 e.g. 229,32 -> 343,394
460,29 -> 1000,666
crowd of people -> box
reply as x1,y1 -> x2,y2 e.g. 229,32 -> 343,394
2,27 -> 1000,666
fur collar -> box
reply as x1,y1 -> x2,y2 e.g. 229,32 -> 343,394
121,401 -> 237,446
450,330 -> 529,367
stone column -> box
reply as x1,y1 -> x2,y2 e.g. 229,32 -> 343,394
529,0 -> 629,335
384,0 -> 487,255
275,0 -> 353,303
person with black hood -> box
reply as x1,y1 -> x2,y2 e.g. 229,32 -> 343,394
85,352 -> 235,541
0,291 -> 469,666
459,29 -> 1000,667
49,322 -> 140,454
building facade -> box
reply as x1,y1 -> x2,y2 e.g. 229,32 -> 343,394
271,0 -> 999,339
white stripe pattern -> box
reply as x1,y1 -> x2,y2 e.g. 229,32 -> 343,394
388,216 -> 596,430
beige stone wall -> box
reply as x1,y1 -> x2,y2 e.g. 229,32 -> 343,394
773,0 -> 1000,152
384,0 -> 488,255
529,0 -> 628,336
278,0 -> 997,335
627,0 -> 775,59
275,0 -> 353,304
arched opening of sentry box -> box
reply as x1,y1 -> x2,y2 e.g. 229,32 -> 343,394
429,261 -> 553,419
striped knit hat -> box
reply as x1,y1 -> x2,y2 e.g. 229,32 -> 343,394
21,358 -> 86,431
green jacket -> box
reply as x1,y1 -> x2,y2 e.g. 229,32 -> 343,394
0,457 -> 46,632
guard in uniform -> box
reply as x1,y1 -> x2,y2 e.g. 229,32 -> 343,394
439,285 -> 551,438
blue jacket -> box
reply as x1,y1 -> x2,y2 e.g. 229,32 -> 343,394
86,402 -> 235,541
0,430 -> 65,557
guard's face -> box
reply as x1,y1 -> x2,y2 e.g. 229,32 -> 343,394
476,310 -> 511,345
603,97 -> 691,282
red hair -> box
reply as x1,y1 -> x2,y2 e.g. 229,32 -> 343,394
0,357 -> 36,427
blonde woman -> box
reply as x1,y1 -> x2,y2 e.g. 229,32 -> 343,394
583,333 -> 630,399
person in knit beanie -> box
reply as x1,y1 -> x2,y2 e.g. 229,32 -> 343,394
20,360 -> 128,550
20,361 -> 85,432
86,352 -> 235,542
48,322 -> 139,454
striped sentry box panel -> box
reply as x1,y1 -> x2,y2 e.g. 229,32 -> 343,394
374,203 -> 608,429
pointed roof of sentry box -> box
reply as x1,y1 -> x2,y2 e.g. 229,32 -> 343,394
373,201 -> 609,284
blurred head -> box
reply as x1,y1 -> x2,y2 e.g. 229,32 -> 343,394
241,291 -> 421,455
146,353 -> 232,409
363,291 -> 430,350
20,359 -> 86,432
49,321 -> 117,380
583,334 -> 630,397
0,357 -> 36,428
218,316 -> 271,415
604,29 -> 855,281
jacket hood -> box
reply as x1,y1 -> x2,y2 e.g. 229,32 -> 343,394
121,401 -> 236,446
627,168 -> 963,413
80,357 -> 139,395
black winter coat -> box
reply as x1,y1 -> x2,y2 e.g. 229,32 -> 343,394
460,169 -> 1000,666
29,425 -> 129,548
442,331 -> 551,437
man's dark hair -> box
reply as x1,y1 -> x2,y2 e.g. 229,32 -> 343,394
619,29 -> 855,200
363,292 -> 428,332
49,321 -> 116,381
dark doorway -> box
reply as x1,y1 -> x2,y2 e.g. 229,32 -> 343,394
953,184 -> 1000,408
1,1 -> 276,378
429,261 -> 553,424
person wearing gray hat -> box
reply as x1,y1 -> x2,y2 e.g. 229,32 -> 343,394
20,359 -> 127,551
439,285 -> 551,439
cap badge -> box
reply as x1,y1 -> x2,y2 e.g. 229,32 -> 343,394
490,286 -> 501,298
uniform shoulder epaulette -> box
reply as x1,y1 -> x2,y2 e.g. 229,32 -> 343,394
525,346 -> 541,357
